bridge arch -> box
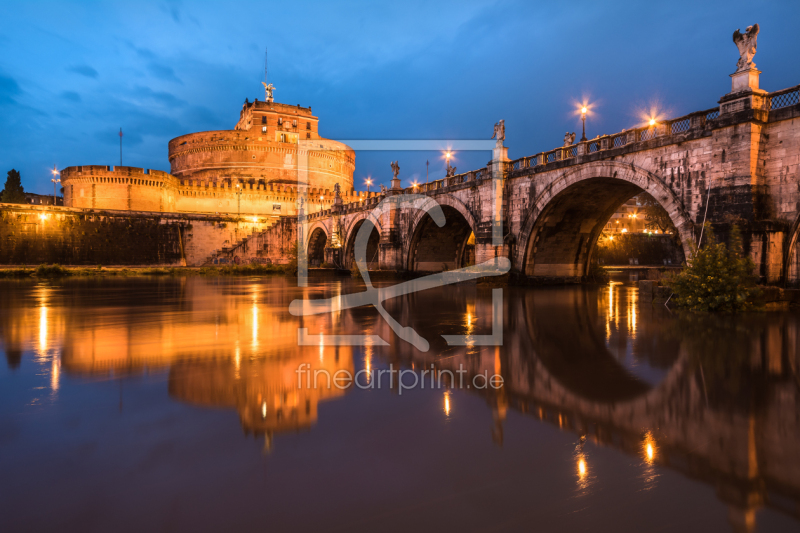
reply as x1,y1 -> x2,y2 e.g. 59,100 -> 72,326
405,194 -> 478,272
516,161 -> 694,278
306,221 -> 330,266
342,212 -> 382,270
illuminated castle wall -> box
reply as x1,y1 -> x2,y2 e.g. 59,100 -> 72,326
60,98 -> 356,217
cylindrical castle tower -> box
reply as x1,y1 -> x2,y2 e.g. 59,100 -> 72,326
167,100 -> 355,191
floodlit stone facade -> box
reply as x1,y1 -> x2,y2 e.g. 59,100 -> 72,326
61,99 -> 355,217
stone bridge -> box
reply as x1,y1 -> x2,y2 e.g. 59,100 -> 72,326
294,75 -> 800,284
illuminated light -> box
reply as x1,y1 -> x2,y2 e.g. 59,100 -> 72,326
643,431 -> 657,464
649,118 -> 656,127
578,458 -> 587,477
621,228 -> 628,233
581,106 -> 587,114
234,346 -> 241,380
252,217 -> 258,223
51,357 -> 60,393
39,305 -> 48,353
38,213 -> 49,221
615,220 -> 619,223
319,195 -> 324,201
262,401 -> 267,419
608,235 -> 614,241
444,391 -> 451,416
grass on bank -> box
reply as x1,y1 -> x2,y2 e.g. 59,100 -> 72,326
0,263 -> 288,278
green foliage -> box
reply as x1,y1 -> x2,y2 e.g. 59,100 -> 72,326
639,193 -> 676,233
667,224 -> 759,312
1,169 -> 26,204
283,241 -> 305,275
35,264 -> 71,277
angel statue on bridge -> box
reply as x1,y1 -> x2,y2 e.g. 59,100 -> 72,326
563,132 -> 576,146
391,161 -> 400,179
492,120 -> 505,145
733,24 -> 759,71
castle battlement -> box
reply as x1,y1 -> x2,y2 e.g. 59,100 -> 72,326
61,95 -> 355,217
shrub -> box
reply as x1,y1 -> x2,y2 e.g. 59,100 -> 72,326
35,264 -> 71,277
667,224 -> 759,312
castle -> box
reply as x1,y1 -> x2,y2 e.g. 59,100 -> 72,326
60,95 -> 367,217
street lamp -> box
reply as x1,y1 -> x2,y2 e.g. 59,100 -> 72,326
319,195 -> 324,213
649,118 -> 656,127
365,178 -> 372,194
50,165 -> 60,205
580,106 -> 588,142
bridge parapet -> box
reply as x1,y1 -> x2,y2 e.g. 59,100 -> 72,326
509,83 -> 800,177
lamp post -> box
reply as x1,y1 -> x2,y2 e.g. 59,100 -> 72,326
50,165 -> 60,205
580,106 -> 588,142
319,195 -> 324,213
365,178 -> 372,194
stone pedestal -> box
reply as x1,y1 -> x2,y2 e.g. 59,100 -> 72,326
720,68 -> 768,116
731,68 -> 761,93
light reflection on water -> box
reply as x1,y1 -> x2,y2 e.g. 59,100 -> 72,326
0,277 -> 799,532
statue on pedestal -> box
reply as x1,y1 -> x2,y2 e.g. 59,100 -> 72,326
333,183 -> 341,198
563,132 -> 576,146
446,161 -> 457,177
390,161 -> 400,179
492,120 -> 505,147
733,24 -> 759,71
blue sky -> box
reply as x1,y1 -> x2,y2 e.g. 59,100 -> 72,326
1,0 -> 800,193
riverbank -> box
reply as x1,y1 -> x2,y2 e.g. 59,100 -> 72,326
0,264 -> 287,278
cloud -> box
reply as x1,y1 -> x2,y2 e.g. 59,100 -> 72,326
132,85 -> 186,106
0,73 -> 21,105
147,62 -> 182,84
60,91 -> 81,102
67,64 -> 99,78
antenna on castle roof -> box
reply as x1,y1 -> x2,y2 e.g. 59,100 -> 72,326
261,47 -> 275,103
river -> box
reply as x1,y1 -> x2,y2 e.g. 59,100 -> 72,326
0,277 -> 798,532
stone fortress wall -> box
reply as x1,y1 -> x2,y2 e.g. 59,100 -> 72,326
60,99 -> 357,217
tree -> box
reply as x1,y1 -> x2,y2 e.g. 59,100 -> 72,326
639,193 -> 675,233
667,224 -> 758,312
1,169 -> 25,204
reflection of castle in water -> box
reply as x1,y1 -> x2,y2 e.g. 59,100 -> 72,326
168,350 -> 352,446
0,278 -> 354,443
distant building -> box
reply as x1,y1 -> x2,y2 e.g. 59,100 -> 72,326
604,195 -> 645,234
24,192 -> 63,206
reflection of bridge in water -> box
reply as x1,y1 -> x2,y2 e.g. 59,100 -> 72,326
375,284 -> 800,532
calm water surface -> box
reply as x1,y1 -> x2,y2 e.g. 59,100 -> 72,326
1,277 -> 799,532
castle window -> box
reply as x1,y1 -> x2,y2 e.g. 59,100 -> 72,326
262,126 -> 267,133
278,117 -> 283,125
292,120 -> 297,127
261,116 -> 266,124
280,133 -> 286,143
306,133 -> 310,139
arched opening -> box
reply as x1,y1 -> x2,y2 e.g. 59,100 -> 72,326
522,177 -> 686,280
307,227 -> 327,266
344,219 -> 380,270
408,205 -> 475,272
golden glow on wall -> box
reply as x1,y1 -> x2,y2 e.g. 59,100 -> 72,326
444,390 -> 451,417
